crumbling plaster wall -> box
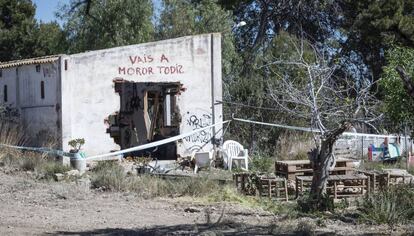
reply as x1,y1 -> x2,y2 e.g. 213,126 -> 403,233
61,33 -> 223,157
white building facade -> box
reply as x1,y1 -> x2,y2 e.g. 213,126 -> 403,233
0,34 -> 223,159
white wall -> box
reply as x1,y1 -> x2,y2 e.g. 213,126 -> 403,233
62,33 -> 223,157
0,62 -> 61,145
0,68 -> 18,107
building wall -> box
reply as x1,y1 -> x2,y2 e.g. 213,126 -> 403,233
0,62 -> 61,145
61,33 -> 223,157
0,67 -> 18,107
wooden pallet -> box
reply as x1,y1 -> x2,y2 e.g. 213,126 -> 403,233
295,174 -> 368,199
233,173 -> 255,194
258,177 -> 289,201
276,158 -> 355,180
358,170 -> 414,192
357,170 -> 382,193
233,173 -> 289,201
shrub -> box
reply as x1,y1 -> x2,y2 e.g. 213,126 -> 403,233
90,161 -> 230,198
20,155 -> 46,171
297,193 -> 334,213
358,186 -> 414,227
91,161 -> 127,191
250,154 -> 274,173
128,175 -> 225,198
40,161 -> 71,180
295,220 -> 316,236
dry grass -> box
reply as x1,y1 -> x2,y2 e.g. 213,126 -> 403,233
89,161 -> 299,217
90,161 -> 227,198
0,121 -> 28,162
0,120 -> 71,180
275,131 -> 314,160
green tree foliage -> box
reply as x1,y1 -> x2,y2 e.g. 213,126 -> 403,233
157,0 -> 240,83
226,31 -> 316,155
34,22 -> 67,57
0,0 -> 38,61
380,46 -> 414,127
0,0 -> 66,61
220,0 -> 414,82
340,0 -> 414,80
59,0 -> 154,53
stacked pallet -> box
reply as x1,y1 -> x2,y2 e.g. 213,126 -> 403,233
275,158 -> 355,180
258,177 -> 289,201
233,172 -> 256,195
295,174 -> 368,199
233,173 -> 289,201
358,169 -> 414,192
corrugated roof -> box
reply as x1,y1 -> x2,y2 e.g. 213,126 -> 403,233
0,55 -> 61,69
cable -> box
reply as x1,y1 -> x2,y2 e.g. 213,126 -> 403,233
217,100 -> 281,112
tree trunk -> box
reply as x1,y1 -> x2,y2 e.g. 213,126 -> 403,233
308,122 -> 351,211
395,66 -> 414,99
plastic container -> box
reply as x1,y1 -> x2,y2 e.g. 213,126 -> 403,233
70,152 -> 86,174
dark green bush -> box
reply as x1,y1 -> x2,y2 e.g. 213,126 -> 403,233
250,154 -> 274,173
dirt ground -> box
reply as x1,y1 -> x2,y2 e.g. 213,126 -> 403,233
0,169 -> 413,236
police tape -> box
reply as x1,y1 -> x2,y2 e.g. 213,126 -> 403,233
232,117 -> 408,139
85,120 -> 231,160
0,120 -> 230,160
0,143 -> 73,157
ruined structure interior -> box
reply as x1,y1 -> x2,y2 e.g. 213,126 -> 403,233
106,80 -> 182,159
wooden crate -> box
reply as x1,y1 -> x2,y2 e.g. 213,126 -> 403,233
276,158 -> 355,180
382,172 -> 414,188
233,173 -> 289,201
233,173 -> 256,194
357,170 -> 382,193
295,174 -> 368,199
258,177 -> 289,201
275,160 -> 313,180
358,170 -> 414,192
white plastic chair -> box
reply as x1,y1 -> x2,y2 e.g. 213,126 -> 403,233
222,140 -> 248,171
192,150 -> 214,173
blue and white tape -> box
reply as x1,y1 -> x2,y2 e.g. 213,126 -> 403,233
0,120 -> 230,160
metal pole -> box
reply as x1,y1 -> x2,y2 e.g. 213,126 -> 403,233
361,136 -> 364,160
405,123 -> 408,169
210,34 -> 216,151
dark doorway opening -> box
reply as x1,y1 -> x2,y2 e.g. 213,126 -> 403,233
106,80 -> 182,160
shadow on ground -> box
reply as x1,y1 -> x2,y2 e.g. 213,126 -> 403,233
48,222 -> 299,236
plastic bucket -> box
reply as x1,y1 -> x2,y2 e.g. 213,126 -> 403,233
70,152 -> 86,174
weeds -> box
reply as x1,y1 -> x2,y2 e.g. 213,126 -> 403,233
19,154 -> 46,171
91,161 -> 126,191
40,161 -> 71,180
295,220 -> 316,236
90,161 -> 228,197
250,154 -> 274,173
358,186 -> 414,227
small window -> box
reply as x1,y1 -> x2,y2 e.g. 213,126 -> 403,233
3,85 -> 7,102
36,65 -> 41,72
0,69 -> 2,77
40,81 -> 45,99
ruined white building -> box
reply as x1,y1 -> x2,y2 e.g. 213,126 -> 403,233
0,33 -> 223,159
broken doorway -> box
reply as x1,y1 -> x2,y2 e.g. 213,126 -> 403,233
106,80 -> 182,160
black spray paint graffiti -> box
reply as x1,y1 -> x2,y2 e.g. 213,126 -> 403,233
183,113 -> 212,144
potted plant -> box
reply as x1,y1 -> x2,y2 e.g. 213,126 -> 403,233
68,138 -> 86,173
68,138 -> 85,153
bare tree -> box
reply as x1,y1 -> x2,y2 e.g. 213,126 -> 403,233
262,36 -> 380,210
